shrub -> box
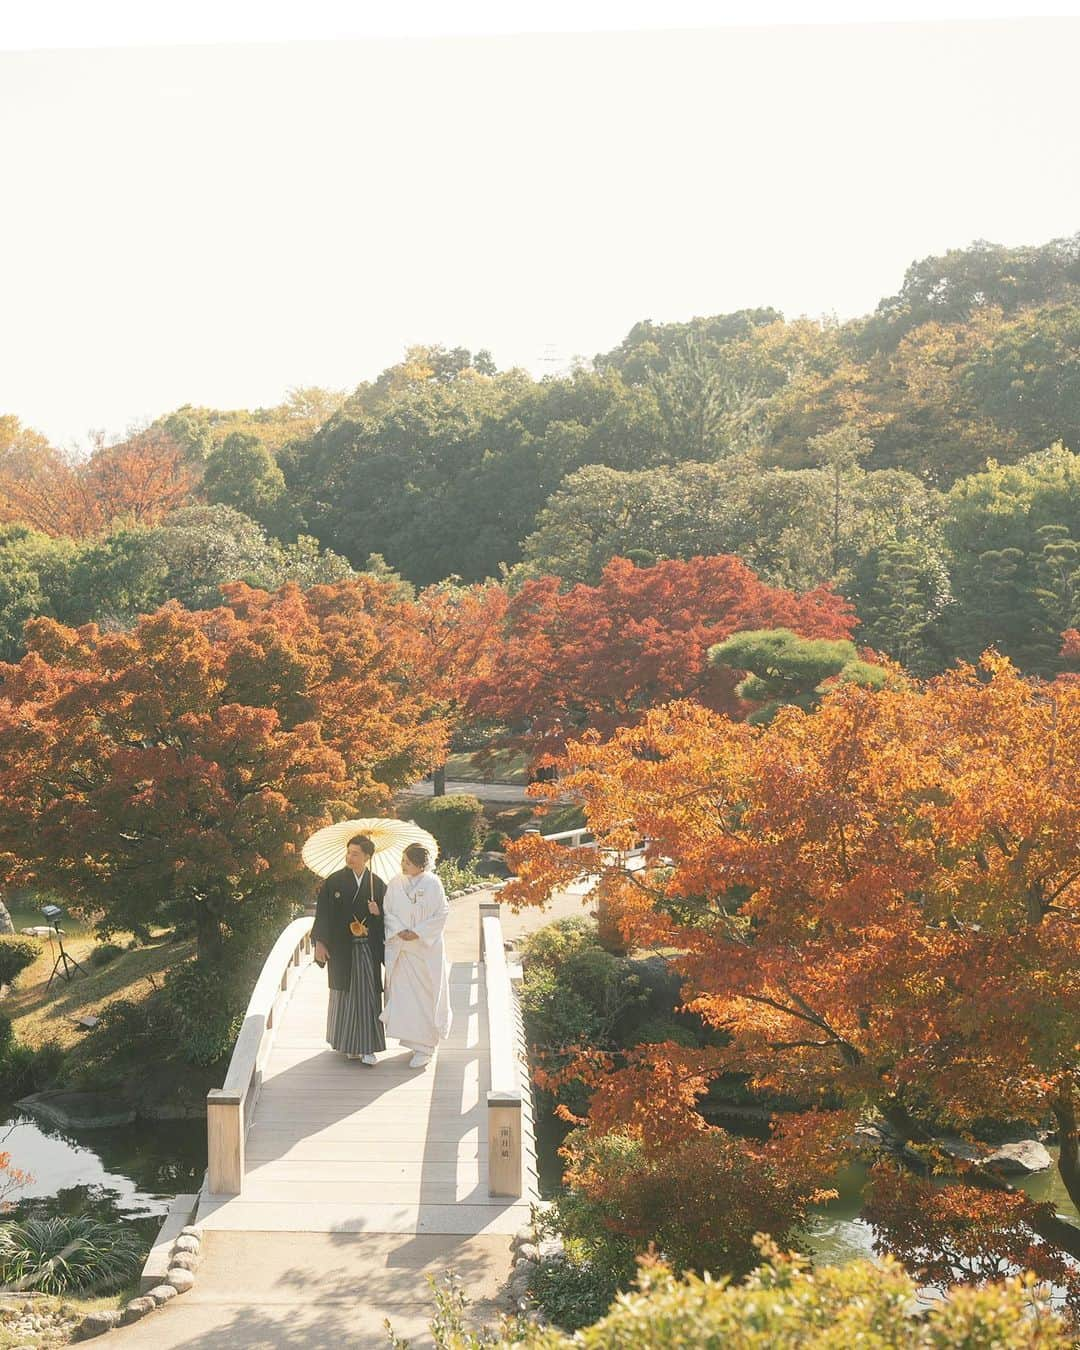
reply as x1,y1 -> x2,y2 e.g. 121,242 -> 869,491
632,1015 -> 700,1048
552,1124 -> 853,1289
74,995 -> 172,1086
0,1216 -> 143,1294
528,1255 -> 622,1333
520,928 -> 646,1053
407,794 -> 485,858
0,1016 -> 61,1098
482,830 -> 509,852
89,942 -> 125,968
395,1250 -> 1075,1348
435,857 -> 485,895
519,916 -> 598,970
0,936 -> 41,988
163,960 -> 246,1067
519,921 -> 649,1126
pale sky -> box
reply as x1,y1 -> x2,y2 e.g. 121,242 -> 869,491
2,3 -> 1079,449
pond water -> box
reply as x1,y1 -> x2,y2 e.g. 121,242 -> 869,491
0,1103 -> 207,1247
802,1148 -> 1077,1265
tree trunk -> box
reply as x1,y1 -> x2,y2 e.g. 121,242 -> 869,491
0,901 -> 13,936
1053,1089 -> 1080,1216
193,897 -> 225,964
433,765 -> 446,797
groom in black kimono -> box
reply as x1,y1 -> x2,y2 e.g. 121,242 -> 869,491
311,835 -> 387,1063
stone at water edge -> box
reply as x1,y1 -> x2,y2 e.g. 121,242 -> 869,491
172,1234 -> 200,1254
170,1251 -> 198,1271
515,1241 -> 539,1265
167,1268 -> 196,1292
179,1225 -> 204,1240
146,1284 -> 178,1305
984,1140 -> 1053,1174
940,1136 -> 1053,1175
510,1225 -> 535,1250
121,1297 -> 156,1323
537,1238 -> 565,1262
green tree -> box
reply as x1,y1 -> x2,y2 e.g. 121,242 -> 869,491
963,301 -> 1080,456
0,524 -> 77,660
806,426 -> 874,575
285,365 -> 663,585
709,627 -> 887,722
845,536 -> 954,674
648,334 -> 763,460
860,232 -> 1080,353
941,443 -> 1080,671
203,431 -> 288,528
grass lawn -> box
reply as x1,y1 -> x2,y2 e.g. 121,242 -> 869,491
4,924 -> 193,1055
6,898 -> 91,940
444,749 -> 529,784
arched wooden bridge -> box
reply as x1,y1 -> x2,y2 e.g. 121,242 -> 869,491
110,888 -> 547,1348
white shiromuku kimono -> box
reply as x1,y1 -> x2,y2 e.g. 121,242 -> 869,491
380,870 -> 452,1053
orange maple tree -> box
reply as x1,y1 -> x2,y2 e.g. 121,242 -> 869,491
506,654 -> 1080,1294
0,577 -> 449,958
0,427 -> 197,537
463,555 -> 856,763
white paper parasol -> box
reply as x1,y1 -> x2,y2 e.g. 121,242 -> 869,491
301,818 -> 439,884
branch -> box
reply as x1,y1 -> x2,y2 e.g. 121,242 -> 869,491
766,1039 -> 833,1050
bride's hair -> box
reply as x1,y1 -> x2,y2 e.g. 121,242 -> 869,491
403,843 -> 431,869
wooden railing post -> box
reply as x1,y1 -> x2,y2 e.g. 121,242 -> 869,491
488,1090 -> 523,1197
206,1089 -> 244,1195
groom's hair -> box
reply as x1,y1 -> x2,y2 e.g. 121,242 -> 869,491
347,835 -> 375,857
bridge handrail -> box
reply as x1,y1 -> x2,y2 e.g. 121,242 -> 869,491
479,904 -> 526,1197
206,915 -> 313,1195
482,913 -> 518,1098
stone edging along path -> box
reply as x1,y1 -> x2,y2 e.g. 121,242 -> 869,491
76,1225 -> 202,1340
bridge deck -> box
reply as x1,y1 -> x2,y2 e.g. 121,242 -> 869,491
195,897 -> 538,1236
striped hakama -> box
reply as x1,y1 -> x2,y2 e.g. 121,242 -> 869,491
326,938 -> 386,1056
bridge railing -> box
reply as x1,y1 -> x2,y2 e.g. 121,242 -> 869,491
205,916 -> 314,1196
539,826 -> 649,871
479,900 -> 528,1198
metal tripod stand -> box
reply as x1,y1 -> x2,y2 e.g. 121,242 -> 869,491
45,923 -> 85,992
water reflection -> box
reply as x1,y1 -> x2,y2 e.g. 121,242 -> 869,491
0,1107 -> 206,1228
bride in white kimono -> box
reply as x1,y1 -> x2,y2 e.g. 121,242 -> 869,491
380,843 -> 451,1068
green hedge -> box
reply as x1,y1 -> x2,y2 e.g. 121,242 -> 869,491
0,936 -> 42,988
407,794 -> 485,858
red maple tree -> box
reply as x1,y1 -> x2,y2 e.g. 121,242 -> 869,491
463,555 -> 856,762
0,577 -> 450,958
0,428 -> 197,537
506,654 -> 1080,1297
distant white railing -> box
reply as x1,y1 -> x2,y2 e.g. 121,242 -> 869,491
538,826 -> 649,871
537,826 -> 595,847
205,917 -> 314,1196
